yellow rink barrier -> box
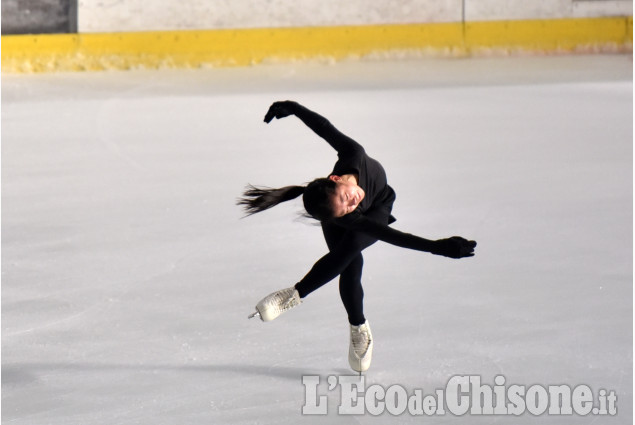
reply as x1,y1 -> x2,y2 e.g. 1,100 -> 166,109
1,16 -> 632,73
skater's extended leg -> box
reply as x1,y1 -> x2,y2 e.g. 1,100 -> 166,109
295,216 -> 383,300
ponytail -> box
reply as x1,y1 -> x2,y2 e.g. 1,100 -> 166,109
237,184 -> 305,216
238,177 -> 337,221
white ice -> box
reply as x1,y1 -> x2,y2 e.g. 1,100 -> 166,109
2,54 -> 632,424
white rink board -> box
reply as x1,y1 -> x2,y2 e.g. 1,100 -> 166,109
78,0 -> 463,32
77,0 -> 633,32
466,0 -> 632,21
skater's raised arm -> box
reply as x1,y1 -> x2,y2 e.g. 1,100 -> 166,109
264,101 -> 363,154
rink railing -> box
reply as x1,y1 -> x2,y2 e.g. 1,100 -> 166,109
1,16 -> 632,73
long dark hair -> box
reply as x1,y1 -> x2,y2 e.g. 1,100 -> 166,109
237,178 -> 336,221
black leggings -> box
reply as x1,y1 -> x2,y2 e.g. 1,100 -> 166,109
321,221 -> 377,326
295,206 -> 392,325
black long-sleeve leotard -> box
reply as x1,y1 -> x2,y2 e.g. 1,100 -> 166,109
288,103 -> 447,291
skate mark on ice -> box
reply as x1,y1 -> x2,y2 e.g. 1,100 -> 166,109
4,303 -> 99,337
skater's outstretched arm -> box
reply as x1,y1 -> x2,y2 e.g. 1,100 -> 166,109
264,101 -> 363,155
296,211 -> 476,297
340,215 -> 477,259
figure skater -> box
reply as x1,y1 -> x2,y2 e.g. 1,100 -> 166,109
239,101 -> 476,373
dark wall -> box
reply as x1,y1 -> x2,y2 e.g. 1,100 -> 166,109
2,0 -> 76,35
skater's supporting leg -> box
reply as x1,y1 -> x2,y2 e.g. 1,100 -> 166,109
339,254 -> 365,326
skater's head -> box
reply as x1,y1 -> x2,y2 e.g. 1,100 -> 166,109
300,178 -> 337,221
237,176 -> 363,221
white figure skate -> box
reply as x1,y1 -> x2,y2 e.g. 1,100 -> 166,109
248,287 -> 302,322
349,320 -> 373,374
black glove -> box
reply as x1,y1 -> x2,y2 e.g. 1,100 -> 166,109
264,101 -> 297,123
430,236 -> 477,259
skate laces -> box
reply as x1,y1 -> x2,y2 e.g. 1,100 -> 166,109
281,293 -> 298,310
351,325 -> 371,357
273,288 -> 300,313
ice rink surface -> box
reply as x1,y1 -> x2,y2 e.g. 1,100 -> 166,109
2,54 -> 633,424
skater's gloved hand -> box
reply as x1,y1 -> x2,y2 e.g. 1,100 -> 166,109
430,237 -> 476,259
264,101 -> 298,123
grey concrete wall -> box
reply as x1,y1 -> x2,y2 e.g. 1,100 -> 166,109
1,0 -> 76,35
